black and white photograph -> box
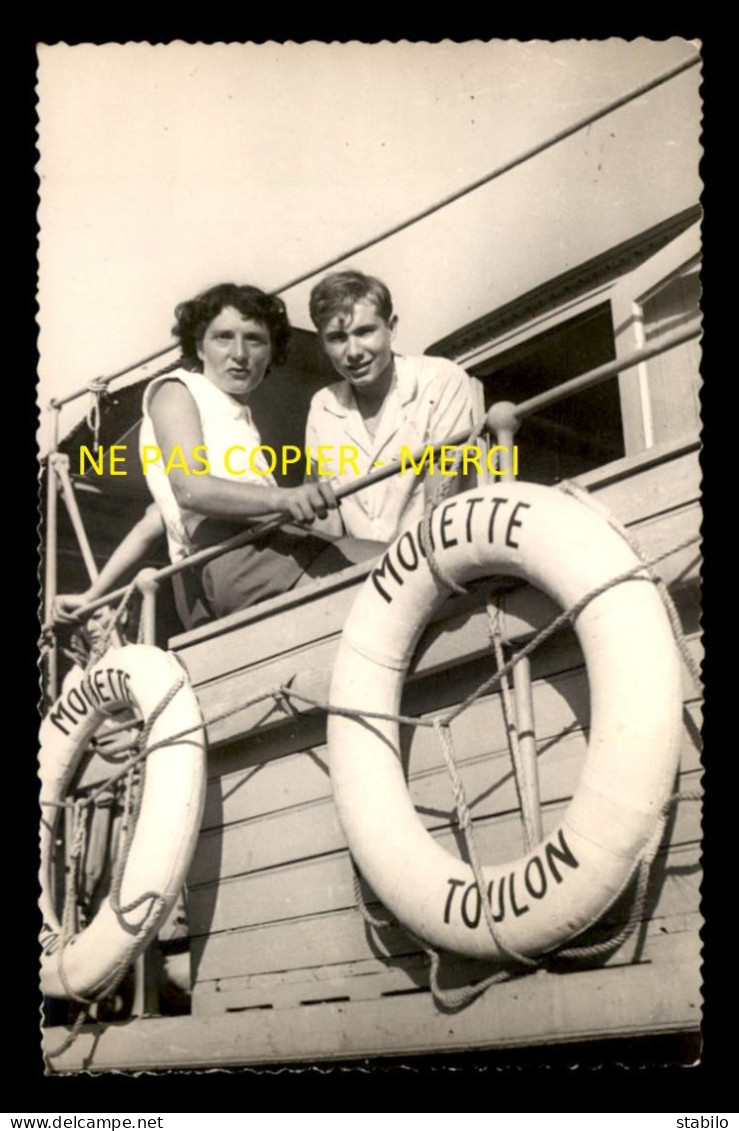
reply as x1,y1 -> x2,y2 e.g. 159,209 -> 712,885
36,39 -> 703,1077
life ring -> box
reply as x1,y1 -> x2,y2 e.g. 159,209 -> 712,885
328,482 -> 682,961
40,644 -> 206,1000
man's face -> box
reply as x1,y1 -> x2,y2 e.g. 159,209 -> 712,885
197,306 -> 272,402
319,299 -> 397,399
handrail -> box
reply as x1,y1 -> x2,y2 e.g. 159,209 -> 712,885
42,318 -> 702,637
516,320 -> 701,418
45,52 -> 700,414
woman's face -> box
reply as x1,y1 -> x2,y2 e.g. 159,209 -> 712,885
197,305 -> 273,402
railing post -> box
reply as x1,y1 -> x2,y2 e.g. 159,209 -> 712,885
486,400 -> 519,476
511,657 -> 543,849
135,568 -> 159,645
486,401 -> 543,850
54,453 -> 99,583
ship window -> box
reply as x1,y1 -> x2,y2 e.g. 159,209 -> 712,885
470,302 -> 623,485
636,260 -> 701,446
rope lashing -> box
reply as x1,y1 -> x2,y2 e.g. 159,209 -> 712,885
418,502 -> 468,596
485,599 -> 536,848
47,788 -> 165,1063
102,671 -> 187,930
350,859 -> 394,931
337,527 -> 701,1005
556,813 -> 667,962
40,682 -> 290,816
46,528 -> 701,820
45,1007 -> 91,1063
421,938 -> 514,1009
433,719 -> 539,969
48,673 -> 185,1011
557,786 -> 703,961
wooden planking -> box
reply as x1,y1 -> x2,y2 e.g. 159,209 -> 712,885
199,671 -> 590,830
190,790 -> 701,946
642,270 -> 702,446
192,905 -> 702,998
188,795 -> 701,944
190,794 -> 701,982
194,584 -> 701,752
189,714 -> 702,893
626,502 -> 701,585
188,723 -> 697,900
192,910 -> 703,1016
166,453 -> 704,1049
199,671 -> 702,834
190,586 -> 561,748
200,628 -> 701,778
171,559 -> 373,683
582,445 -> 700,524
44,928 -> 702,1072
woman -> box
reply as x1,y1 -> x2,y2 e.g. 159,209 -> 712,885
56,283 -> 378,632
140,282 -> 376,629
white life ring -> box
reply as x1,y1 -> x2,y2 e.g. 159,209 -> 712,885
40,644 -> 206,1000
328,482 -> 682,961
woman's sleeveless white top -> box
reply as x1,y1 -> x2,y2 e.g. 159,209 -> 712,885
139,368 -> 277,562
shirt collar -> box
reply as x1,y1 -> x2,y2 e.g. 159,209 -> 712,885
320,356 -> 417,417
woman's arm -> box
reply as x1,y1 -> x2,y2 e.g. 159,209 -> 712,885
148,380 -> 338,525
54,503 -> 166,623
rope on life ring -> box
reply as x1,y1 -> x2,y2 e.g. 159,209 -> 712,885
39,644 -> 207,1001
327,482 -> 683,962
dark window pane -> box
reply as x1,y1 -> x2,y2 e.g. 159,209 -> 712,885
472,303 -> 622,484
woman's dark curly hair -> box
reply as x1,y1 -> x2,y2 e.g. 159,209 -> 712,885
173,283 -> 291,371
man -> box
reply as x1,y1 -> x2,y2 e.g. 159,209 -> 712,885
305,270 -> 476,543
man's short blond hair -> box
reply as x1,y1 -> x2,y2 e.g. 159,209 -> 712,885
309,270 -> 394,331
